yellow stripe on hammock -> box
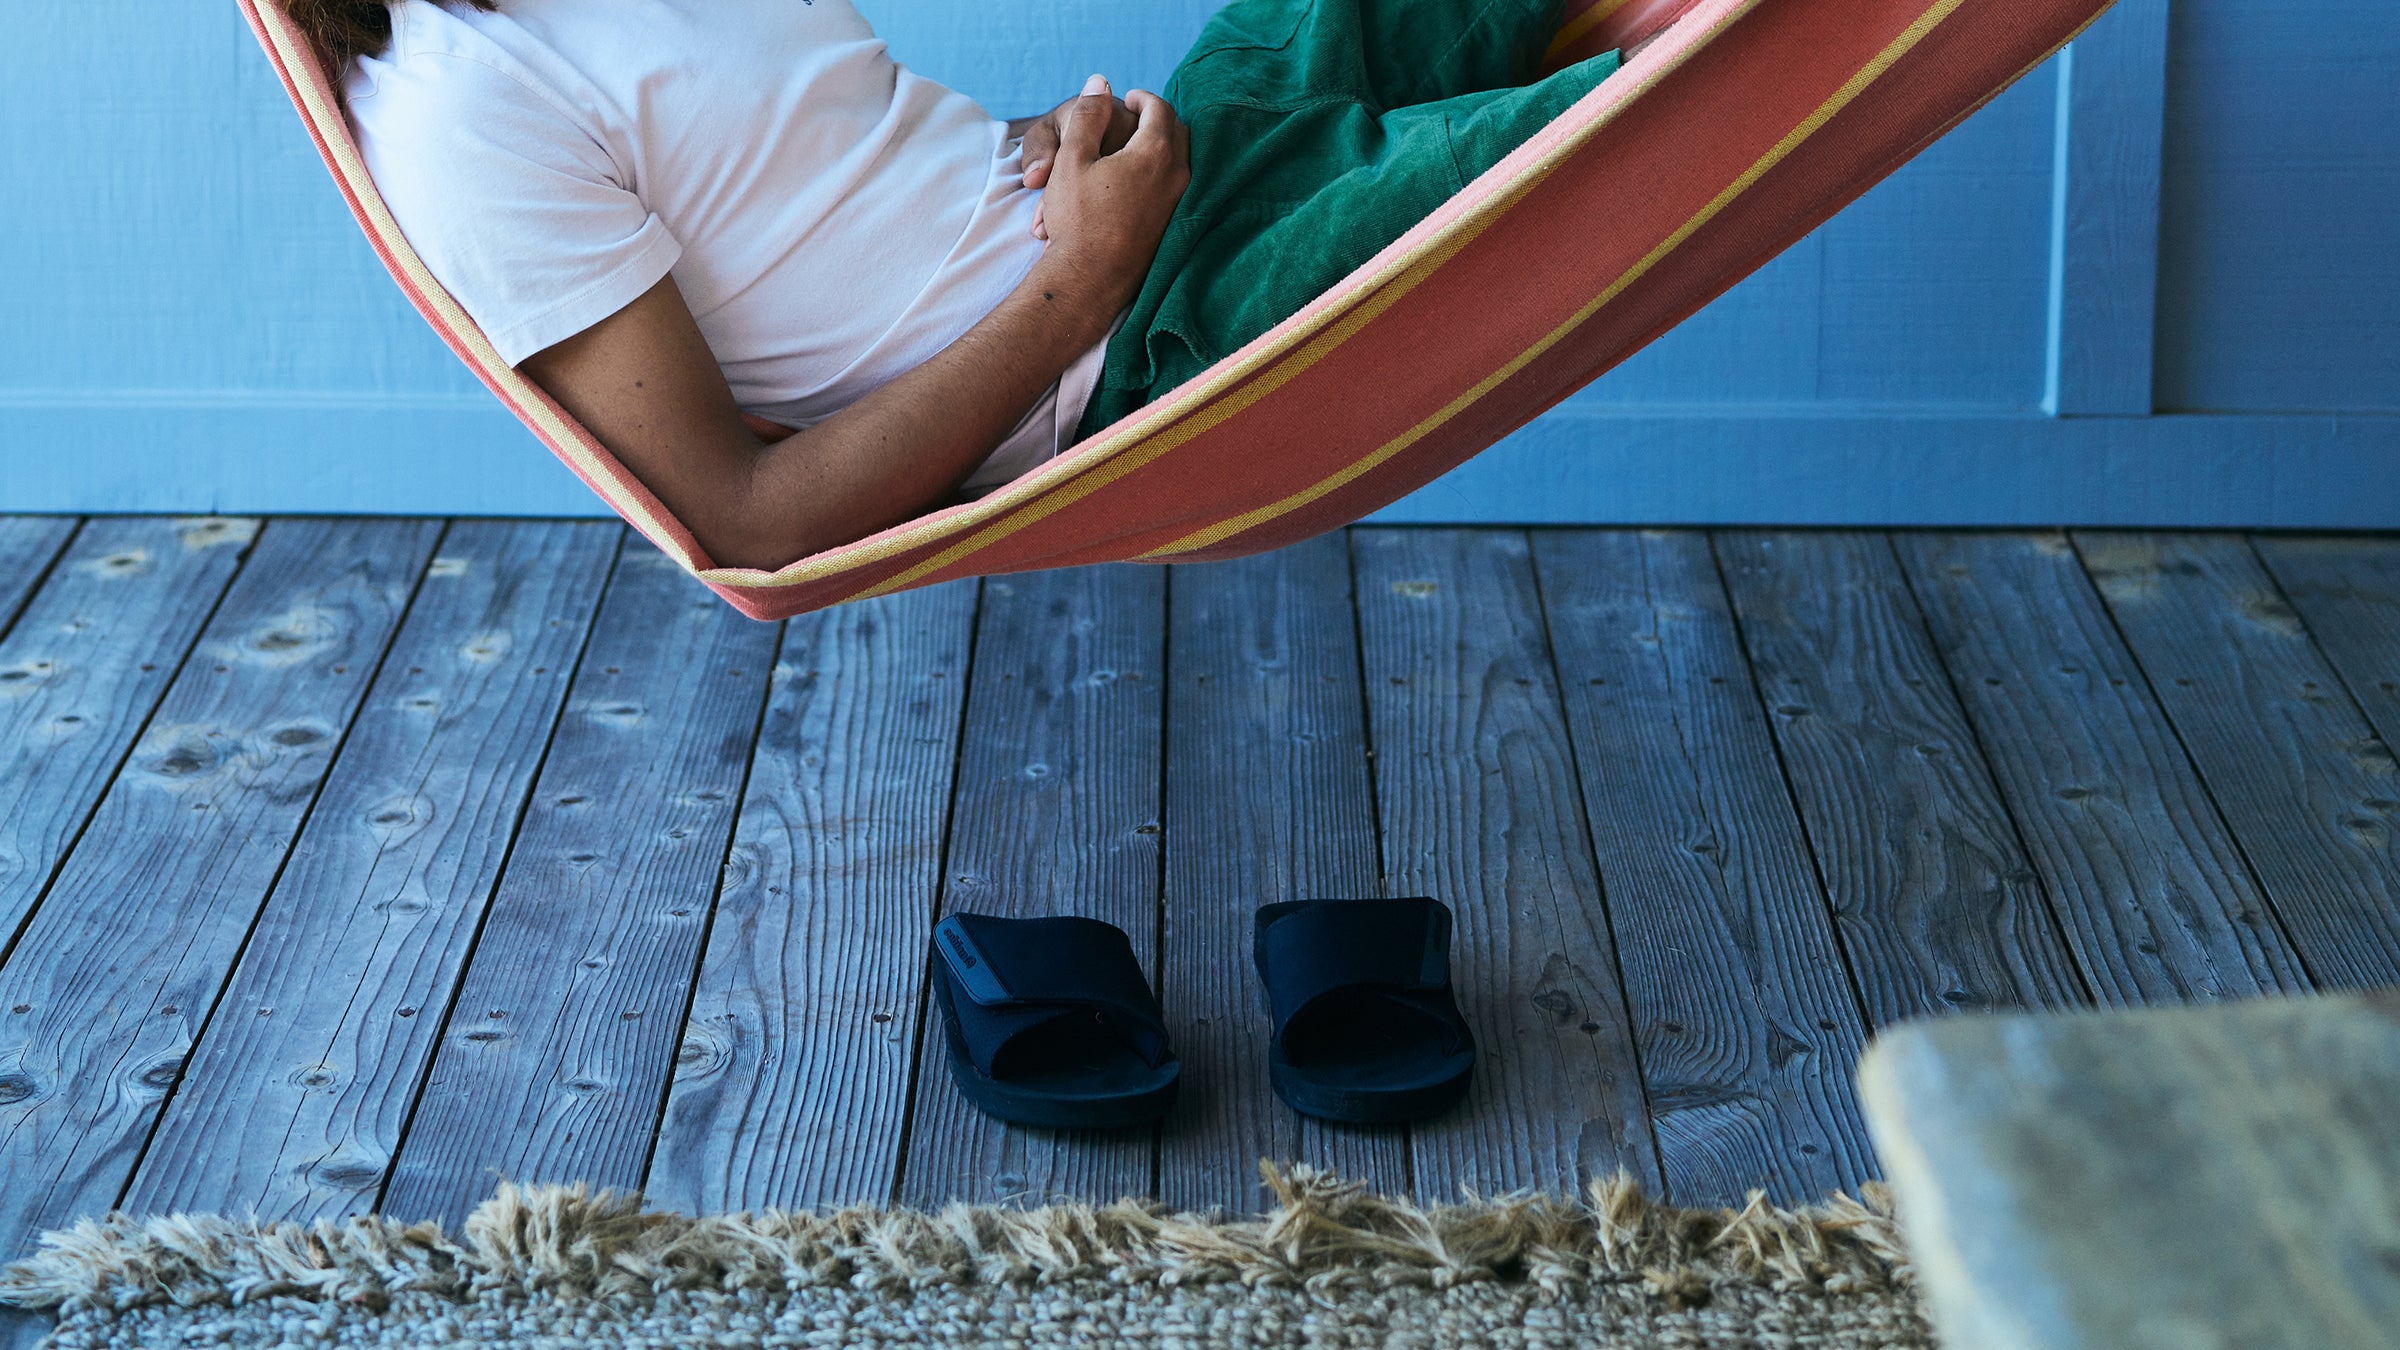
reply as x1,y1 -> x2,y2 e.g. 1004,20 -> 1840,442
1546,0 -> 1638,67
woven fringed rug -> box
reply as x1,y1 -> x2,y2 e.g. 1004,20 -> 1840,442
1,1166 -> 1931,1349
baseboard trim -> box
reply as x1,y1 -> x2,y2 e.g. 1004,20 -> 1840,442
4,401 -> 2392,528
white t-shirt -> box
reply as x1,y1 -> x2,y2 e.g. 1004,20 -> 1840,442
345,0 -> 1104,494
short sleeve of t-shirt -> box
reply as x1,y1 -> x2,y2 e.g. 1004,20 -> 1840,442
346,45 -> 682,365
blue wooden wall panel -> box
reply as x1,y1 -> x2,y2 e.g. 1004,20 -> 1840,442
1812,77 -> 2056,408
2043,0 -> 2168,414
7,400 -> 2390,530
1387,409 -> 2400,529
2154,0 -> 2400,412
1582,72 -> 2058,409
2,0 -> 2393,526
0,5 -> 477,399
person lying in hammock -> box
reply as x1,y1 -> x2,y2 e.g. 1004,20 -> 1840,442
307,0 -> 1631,570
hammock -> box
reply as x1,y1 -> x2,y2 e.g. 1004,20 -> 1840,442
238,0 -> 2110,620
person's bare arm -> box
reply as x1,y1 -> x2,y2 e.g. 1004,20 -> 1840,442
521,79 -> 1188,573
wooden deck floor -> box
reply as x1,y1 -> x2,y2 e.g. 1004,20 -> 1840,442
3,518 -> 2397,1258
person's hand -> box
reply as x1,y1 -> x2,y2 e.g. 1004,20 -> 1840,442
1027,75 -> 1190,325
1021,78 -> 1142,242
1018,86 -> 1139,193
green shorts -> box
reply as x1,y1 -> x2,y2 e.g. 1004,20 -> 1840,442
1076,0 -> 1622,437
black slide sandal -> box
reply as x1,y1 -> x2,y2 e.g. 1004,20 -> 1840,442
1252,897 -> 1477,1124
931,913 -> 1180,1129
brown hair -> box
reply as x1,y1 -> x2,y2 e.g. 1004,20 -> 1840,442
279,0 -> 498,63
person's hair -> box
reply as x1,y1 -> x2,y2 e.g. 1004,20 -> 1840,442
279,0 -> 498,63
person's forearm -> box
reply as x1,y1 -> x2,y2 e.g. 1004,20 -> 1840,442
717,257 -> 1118,570
517,81 -> 1182,578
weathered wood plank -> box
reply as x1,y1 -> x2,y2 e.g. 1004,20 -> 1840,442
1528,529 -> 1875,1206
2078,532 -> 2400,990
1159,538 -> 1405,1216
1714,531 -> 2086,1023
2252,536 -> 2400,815
1863,994 -> 2400,1350
0,518 -> 214,1350
0,517 -> 255,951
378,541 -> 779,1229
1894,532 -> 2306,1004
897,566 -> 1166,1209
0,517 -> 439,1261
0,517 -> 77,642
648,581 -> 978,1214
1350,529 -> 1659,1205
119,521 -> 621,1222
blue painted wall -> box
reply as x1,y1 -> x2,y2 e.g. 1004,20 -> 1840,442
2,0 -> 2393,524
2154,0 -> 2400,413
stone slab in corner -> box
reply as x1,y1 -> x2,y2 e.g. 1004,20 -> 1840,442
1860,992 -> 2400,1350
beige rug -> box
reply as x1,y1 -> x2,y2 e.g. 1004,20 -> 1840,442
1,1166 -> 1931,1348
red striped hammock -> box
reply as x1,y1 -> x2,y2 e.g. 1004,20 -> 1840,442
239,0 -> 2111,620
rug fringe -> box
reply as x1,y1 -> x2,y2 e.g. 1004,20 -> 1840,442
0,1163 -> 1910,1315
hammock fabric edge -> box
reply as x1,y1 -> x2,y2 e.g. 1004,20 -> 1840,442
237,0 -> 2113,621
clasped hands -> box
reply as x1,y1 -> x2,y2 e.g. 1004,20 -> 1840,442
1011,77 -> 1191,300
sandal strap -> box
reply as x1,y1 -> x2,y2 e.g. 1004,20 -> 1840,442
936,914 -> 1169,1074
1256,897 -> 1461,1045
